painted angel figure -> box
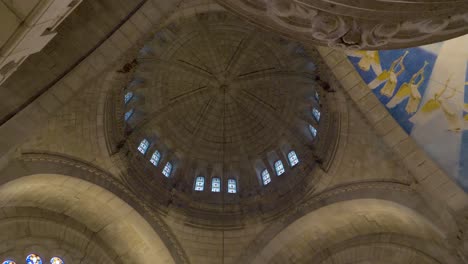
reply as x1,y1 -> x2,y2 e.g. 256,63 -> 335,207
347,50 -> 382,74
368,50 -> 409,97
387,61 -> 429,114
411,77 -> 462,132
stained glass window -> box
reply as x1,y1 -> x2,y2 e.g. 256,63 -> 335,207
309,124 -> 317,138
288,151 -> 299,167
312,108 -> 321,122
314,91 -> 320,102
138,139 -> 150,155
26,254 -> 42,264
195,176 -> 205,191
261,170 -> 271,186
227,179 -> 237,193
150,150 -> 161,166
50,257 -> 64,264
162,162 -> 172,177
124,91 -> 134,104
2,260 -> 16,264
124,108 -> 134,121
274,160 -> 285,176
211,177 -> 221,192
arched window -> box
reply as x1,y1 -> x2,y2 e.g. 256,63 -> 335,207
274,160 -> 285,176
194,176 -> 205,191
26,254 -> 42,264
312,108 -> 321,122
227,179 -> 237,193
288,151 -> 299,167
50,257 -> 64,264
314,91 -> 320,102
124,91 -> 134,104
261,170 -> 271,186
138,139 -> 150,155
124,108 -> 134,121
150,150 -> 161,166
211,177 -> 221,192
162,162 -> 172,177
2,260 -> 16,264
309,124 -> 317,138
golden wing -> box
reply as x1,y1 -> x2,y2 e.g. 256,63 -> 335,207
420,99 -> 441,113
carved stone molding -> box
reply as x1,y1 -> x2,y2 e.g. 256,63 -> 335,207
216,0 -> 468,49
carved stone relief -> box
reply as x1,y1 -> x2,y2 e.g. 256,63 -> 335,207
216,0 -> 468,49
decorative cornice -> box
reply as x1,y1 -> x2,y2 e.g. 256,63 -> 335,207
216,0 -> 468,49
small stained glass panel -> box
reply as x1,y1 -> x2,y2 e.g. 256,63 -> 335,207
261,170 -> 271,186
314,91 -> 320,102
211,177 -> 221,192
162,162 -> 172,177
312,108 -> 321,122
309,124 -> 317,138
150,150 -> 161,166
138,139 -> 150,155
288,151 -> 299,167
124,108 -> 134,121
275,160 -> 285,176
124,91 -> 134,104
3,260 -> 16,264
195,176 -> 205,191
50,257 -> 64,264
26,254 -> 42,264
227,179 -> 237,193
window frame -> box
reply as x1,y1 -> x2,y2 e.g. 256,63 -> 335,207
194,176 -> 205,191
227,178 -> 237,193
211,177 -> 221,193
137,139 -> 150,155
309,124 -> 317,138
261,169 -> 271,186
124,91 -> 134,104
162,162 -> 172,177
150,150 -> 161,167
312,108 -> 321,122
274,160 -> 285,176
288,151 -> 299,167
124,108 -> 134,121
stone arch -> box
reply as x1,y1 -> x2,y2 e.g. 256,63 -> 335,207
0,152 -> 189,264
248,198 -> 462,263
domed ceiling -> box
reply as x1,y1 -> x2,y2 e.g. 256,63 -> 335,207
118,12 -> 335,221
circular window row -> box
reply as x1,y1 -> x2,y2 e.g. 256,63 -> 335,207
3,254 -> 63,264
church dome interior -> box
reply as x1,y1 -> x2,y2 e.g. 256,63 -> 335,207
0,0 -> 468,263
114,12 -> 337,221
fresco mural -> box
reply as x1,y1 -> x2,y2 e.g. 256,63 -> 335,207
347,34 -> 468,191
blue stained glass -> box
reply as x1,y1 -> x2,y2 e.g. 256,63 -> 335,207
211,177 -> 221,192
312,108 -> 321,122
26,254 -> 42,264
288,151 -> 299,167
162,162 -> 172,177
2,260 -> 16,264
195,176 -> 205,191
274,160 -> 285,176
138,139 -> 150,155
309,124 -> 317,138
125,108 -> 134,121
227,179 -> 237,193
124,91 -> 134,104
150,150 -> 161,166
261,170 -> 271,186
50,257 -> 64,264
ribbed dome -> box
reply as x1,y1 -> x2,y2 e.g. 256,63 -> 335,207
119,11 -> 332,221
